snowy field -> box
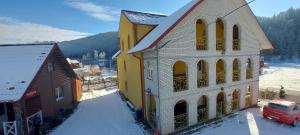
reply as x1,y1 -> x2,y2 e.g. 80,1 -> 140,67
50,88 -> 144,135
260,62 -> 300,92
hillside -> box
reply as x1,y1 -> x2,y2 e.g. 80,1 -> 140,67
259,8 -> 300,61
58,32 -> 119,58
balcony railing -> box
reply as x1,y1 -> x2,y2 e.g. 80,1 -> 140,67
196,38 -> 207,50
233,70 -> 240,81
233,39 -> 240,50
216,72 -> 225,84
246,68 -> 253,79
197,73 -> 208,88
174,113 -> 188,130
197,106 -> 208,123
216,38 -> 225,50
173,74 -> 188,92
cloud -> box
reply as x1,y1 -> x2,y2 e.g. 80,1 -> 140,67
0,17 -> 91,44
66,1 -> 119,21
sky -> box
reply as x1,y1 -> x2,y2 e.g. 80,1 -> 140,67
0,0 -> 300,44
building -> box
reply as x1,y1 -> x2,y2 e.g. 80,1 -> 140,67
115,0 -> 273,134
0,44 -> 81,135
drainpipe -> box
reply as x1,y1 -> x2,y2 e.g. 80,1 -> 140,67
156,46 -> 162,134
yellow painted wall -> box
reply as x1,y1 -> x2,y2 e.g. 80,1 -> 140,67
116,13 -> 155,109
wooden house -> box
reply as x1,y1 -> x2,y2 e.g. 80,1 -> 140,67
0,43 -> 81,135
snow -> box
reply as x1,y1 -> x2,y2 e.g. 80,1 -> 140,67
123,10 -> 167,25
0,44 -> 53,102
111,50 -> 120,60
128,0 -> 201,53
260,63 -> 300,92
190,107 -> 300,135
50,89 -> 144,135
270,99 -> 295,107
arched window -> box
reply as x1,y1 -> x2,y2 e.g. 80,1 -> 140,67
233,25 -> 240,50
216,18 -> 225,51
246,58 -> 253,79
197,60 -> 208,87
198,95 -> 208,122
232,89 -> 240,112
216,59 -> 226,84
233,59 -> 240,81
216,92 -> 226,117
245,86 -> 252,107
173,61 -> 188,92
196,19 -> 207,50
174,100 -> 188,130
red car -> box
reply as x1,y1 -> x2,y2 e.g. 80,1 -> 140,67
263,99 -> 300,126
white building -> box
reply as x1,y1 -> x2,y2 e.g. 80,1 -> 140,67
128,0 -> 273,134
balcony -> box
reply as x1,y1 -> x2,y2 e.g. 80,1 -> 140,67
233,39 -> 240,50
216,38 -> 225,50
196,38 -> 207,50
174,113 -> 188,130
173,74 -> 187,92
197,107 -> 208,123
197,74 -> 208,88
246,68 -> 253,79
216,72 -> 225,84
233,70 -> 240,81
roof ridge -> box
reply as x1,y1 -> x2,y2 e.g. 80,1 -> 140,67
122,10 -> 168,17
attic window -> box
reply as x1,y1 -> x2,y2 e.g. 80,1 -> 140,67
20,81 -> 26,84
41,52 -> 46,55
48,62 -> 54,72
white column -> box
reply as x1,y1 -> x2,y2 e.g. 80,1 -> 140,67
208,94 -> 217,119
226,57 -> 233,84
208,58 -> 216,86
188,97 -> 198,126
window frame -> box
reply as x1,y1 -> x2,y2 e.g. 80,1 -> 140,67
55,87 -> 64,101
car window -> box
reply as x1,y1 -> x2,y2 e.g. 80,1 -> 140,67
294,104 -> 300,110
268,103 -> 289,111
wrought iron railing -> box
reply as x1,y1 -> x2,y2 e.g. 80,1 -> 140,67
233,39 -> 240,50
197,74 -> 208,87
246,68 -> 253,79
197,107 -> 208,123
233,70 -> 240,81
216,38 -> 225,50
173,75 -> 188,92
216,72 -> 225,84
174,113 -> 188,130
196,38 -> 207,50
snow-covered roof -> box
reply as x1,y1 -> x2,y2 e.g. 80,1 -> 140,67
128,0 -> 273,53
123,10 -> 167,25
112,50 -> 121,60
128,0 -> 202,53
0,44 -> 54,102
67,58 -> 80,64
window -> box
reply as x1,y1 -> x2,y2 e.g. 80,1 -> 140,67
196,19 -> 207,50
125,80 -> 128,91
55,87 -> 64,101
232,25 -> 240,50
121,40 -> 124,52
47,62 -> 54,72
127,35 -> 131,50
147,62 -> 153,80
124,60 -> 127,72
216,18 -> 225,51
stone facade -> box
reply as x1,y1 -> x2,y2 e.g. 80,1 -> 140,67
142,0 -> 263,134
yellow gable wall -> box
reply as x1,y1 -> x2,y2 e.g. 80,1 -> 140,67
117,13 -> 155,109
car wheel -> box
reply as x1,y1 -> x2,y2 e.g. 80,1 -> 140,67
293,119 -> 298,127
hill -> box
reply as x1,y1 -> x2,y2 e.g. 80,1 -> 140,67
259,8 -> 300,61
58,32 -> 119,58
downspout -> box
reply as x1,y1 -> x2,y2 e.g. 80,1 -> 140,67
132,54 -> 145,118
156,46 -> 162,133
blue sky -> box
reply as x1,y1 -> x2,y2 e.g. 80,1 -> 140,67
0,0 -> 299,43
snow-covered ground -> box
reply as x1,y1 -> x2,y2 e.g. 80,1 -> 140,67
191,106 -> 300,135
260,62 -> 300,92
50,88 -> 144,135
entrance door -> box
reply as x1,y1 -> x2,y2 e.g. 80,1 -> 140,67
216,92 -> 226,117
